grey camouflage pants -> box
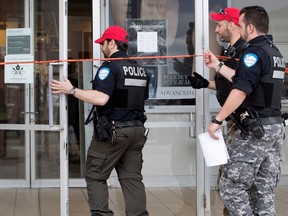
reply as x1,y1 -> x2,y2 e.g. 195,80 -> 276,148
219,123 -> 284,216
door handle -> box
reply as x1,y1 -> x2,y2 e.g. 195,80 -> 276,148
21,111 -> 39,114
49,62 -> 64,128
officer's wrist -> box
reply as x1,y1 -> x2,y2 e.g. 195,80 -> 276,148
216,62 -> 224,73
211,115 -> 223,125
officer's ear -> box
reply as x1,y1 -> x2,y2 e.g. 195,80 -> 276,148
108,39 -> 117,48
228,21 -> 236,30
247,24 -> 255,34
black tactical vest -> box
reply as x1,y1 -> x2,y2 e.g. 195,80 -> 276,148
243,40 -> 285,114
101,59 -> 148,114
214,39 -> 245,106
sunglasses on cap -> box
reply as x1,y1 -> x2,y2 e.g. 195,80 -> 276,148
219,9 -> 233,22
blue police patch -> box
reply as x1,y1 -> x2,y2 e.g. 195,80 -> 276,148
98,67 -> 110,80
243,53 -> 258,67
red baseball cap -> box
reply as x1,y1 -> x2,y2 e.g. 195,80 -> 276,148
94,26 -> 129,44
210,7 -> 240,25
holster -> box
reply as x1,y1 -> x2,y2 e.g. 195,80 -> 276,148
240,108 -> 265,139
229,113 -> 249,138
93,114 -> 112,141
84,106 -> 112,141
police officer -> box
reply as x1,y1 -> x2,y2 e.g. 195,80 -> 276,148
205,6 -> 285,215
189,7 -> 244,99
193,7 -> 245,216
50,26 -> 149,216
190,7 -> 245,146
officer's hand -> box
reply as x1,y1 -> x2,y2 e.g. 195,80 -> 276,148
187,72 -> 209,89
203,50 -> 219,70
208,123 -> 221,140
50,76 -> 73,95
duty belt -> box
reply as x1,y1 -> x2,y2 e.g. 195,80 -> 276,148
113,120 -> 143,128
259,117 -> 282,125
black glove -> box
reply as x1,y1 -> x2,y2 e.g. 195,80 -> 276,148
187,72 -> 209,89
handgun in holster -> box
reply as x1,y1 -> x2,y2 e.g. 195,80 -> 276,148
241,108 -> 265,139
229,113 -> 249,139
93,114 -> 112,141
84,105 -> 112,141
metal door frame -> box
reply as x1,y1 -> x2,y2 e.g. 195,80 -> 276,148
195,0 -> 211,215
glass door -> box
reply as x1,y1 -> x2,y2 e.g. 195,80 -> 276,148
0,0 -> 93,188
32,0 -> 94,187
0,0 -> 30,187
0,0 -> 63,187
30,0 -> 62,187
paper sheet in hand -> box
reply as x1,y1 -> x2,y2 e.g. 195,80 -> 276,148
198,130 -> 229,167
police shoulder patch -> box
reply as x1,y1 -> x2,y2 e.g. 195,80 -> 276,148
98,67 -> 110,80
243,53 -> 258,68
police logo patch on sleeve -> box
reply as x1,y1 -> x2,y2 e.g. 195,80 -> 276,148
243,53 -> 258,67
98,67 -> 110,80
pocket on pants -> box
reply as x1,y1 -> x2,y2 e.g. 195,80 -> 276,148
224,153 -> 257,186
86,149 -> 106,179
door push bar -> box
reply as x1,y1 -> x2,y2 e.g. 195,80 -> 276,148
49,62 -> 64,128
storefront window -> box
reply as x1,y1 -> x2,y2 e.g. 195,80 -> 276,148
110,0 -> 196,108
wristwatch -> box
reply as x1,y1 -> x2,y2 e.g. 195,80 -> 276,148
217,61 -> 224,73
211,115 -> 223,125
69,86 -> 76,95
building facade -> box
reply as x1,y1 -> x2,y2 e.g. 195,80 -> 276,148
0,0 -> 288,215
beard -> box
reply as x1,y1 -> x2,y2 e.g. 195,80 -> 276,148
219,36 -> 226,42
241,30 -> 248,42
218,28 -> 231,43
102,51 -> 108,58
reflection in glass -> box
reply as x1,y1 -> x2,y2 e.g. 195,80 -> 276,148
0,130 -> 25,179
35,131 -> 60,179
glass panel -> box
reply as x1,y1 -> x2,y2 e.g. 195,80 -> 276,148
0,0 -> 25,125
33,0 -> 60,181
4,84 -> 25,124
34,0 -> 59,125
33,0 -> 91,180
109,0 -> 196,107
35,129 -> 89,180
0,130 -> 25,179
0,0 -> 26,182
35,131 -> 59,179
67,0 -> 92,178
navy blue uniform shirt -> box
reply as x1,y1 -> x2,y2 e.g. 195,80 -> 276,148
93,51 -> 148,122
232,35 -> 272,95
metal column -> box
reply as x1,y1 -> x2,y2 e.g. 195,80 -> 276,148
59,0 -> 69,215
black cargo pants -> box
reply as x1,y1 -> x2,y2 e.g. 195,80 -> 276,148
85,125 -> 149,216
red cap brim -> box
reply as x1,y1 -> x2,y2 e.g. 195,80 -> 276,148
95,37 -> 105,44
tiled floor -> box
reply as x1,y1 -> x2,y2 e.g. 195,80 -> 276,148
0,186 -> 287,216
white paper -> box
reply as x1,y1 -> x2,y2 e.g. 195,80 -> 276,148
198,130 -> 229,167
137,31 -> 158,52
